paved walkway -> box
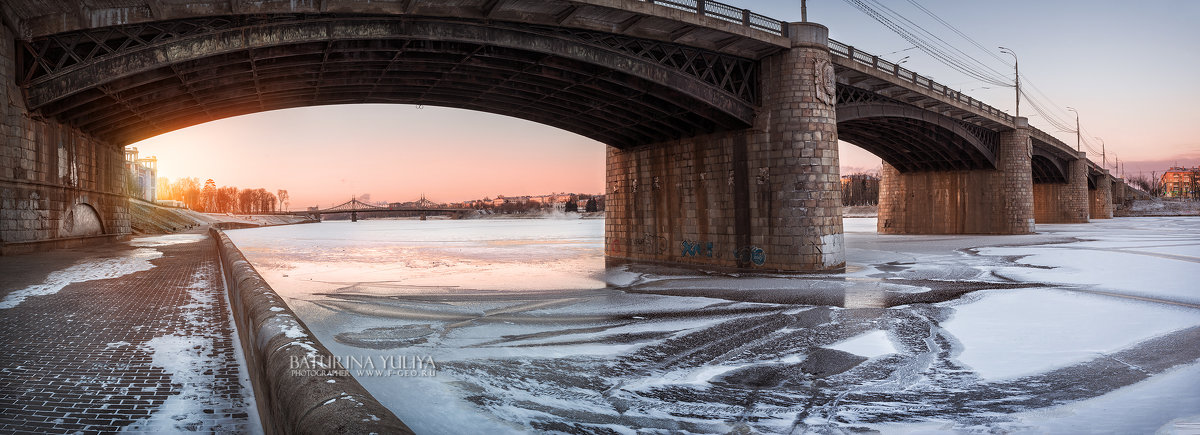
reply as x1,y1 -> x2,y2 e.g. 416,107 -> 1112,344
0,229 -> 258,433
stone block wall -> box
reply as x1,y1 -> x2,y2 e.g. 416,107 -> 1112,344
878,164 -> 1003,234
605,22 -> 844,273
0,23 -> 129,248
1111,177 -> 1126,204
877,120 -> 1033,235
1033,155 -> 1089,224
1089,172 -> 1112,219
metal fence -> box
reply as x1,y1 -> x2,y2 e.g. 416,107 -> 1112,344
643,0 -> 788,36
828,39 -> 1014,124
643,0 -> 1013,125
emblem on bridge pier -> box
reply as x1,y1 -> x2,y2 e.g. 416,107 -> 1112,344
815,59 -> 837,106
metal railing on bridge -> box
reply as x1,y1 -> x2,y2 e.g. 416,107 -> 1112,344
637,0 -> 1111,174
637,0 -> 1012,125
827,40 -> 1015,125
641,0 -> 788,36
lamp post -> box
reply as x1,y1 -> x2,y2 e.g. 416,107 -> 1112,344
1094,136 -> 1106,171
999,47 -> 1019,118
1066,106 -> 1080,152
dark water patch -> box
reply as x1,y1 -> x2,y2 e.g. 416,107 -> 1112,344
874,261 -> 913,272
507,331 -> 679,348
628,277 -> 1043,308
716,349 -> 868,390
333,324 -> 434,349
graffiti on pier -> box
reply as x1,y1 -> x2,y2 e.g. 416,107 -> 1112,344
633,233 -> 667,255
606,237 -> 622,255
734,246 -> 766,267
680,240 -> 714,258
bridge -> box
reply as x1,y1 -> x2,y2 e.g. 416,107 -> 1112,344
295,198 -> 472,221
0,0 -> 1135,271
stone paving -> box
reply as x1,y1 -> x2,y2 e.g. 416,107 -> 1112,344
0,229 -> 258,433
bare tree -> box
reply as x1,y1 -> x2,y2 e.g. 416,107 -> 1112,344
155,177 -> 173,201
277,189 -> 290,212
217,186 -> 239,213
200,179 -> 218,212
238,188 -> 256,214
1129,173 -> 1162,197
174,177 -> 201,210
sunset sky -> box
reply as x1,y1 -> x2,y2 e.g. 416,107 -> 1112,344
130,0 -> 1200,209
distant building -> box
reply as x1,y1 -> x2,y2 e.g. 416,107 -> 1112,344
123,147 -> 157,202
1161,166 -> 1199,199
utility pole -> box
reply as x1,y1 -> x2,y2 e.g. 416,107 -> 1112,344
1094,137 -> 1106,170
1067,107 -> 1080,152
999,47 -> 1019,118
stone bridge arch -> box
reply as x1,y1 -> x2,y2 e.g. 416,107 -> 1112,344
835,94 -> 998,172
832,85 -> 1032,235
3,2 -> 851,273
1031,147 -> 1069,184
19,15 -> 761,148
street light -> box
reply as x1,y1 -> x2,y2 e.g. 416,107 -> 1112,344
999,47 -> 1019,118
1094,136 -> 1106,171
1066,106 -> 1080,152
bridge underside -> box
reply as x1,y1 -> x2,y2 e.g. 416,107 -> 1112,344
834,94 -> 1032,235
21,16 -> 758,149
1029,139 -> 1090,224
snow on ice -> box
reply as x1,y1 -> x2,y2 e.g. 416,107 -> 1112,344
225,217 -> 1200,434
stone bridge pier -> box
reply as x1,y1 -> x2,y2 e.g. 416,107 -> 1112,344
0,25 -> 129,254
1111,177 -> 1127,206
1090,171 -> 1113,219
605,22 -> 845,273
876,118 -> 1035,235
1033,153 -> 1090,223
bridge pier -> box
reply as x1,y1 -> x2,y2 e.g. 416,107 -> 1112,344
1090,171 -> 1113,219
876,118 -> 1035,234
0,25 -> 130,254
1111,177 -> 1126,206
605,22 -> 845,273
1033,153 -> 1090,223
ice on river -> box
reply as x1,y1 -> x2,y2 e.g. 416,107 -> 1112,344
225,216 -> 1200,434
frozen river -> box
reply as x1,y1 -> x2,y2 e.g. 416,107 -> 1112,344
226,216 -> 1200,434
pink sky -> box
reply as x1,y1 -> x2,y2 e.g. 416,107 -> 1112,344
134,105 -> 606,209
130,1 -> 1200,208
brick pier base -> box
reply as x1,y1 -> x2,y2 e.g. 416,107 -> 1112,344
876,118 -> 1034,234
1034,153 -> 1089,224
1090,170 -> 1113,219
605,22 -> 845,273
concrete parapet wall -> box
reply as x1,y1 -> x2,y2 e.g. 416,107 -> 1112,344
210,228 -> 412,435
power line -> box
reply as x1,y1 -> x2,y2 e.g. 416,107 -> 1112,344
838,0 -> 1109,155
840,0 -> 1010,87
